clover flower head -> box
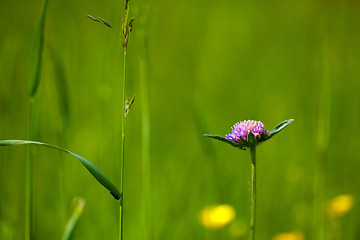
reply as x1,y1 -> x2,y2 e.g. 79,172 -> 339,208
205,119 -> 293,149
225,120 -> 269,142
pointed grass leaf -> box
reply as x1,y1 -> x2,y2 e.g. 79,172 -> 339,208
268,119 -> 294,139
0,140 -> 121,200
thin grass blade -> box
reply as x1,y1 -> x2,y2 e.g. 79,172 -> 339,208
0,140 -> 121,200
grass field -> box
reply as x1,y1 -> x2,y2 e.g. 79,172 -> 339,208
1,0 -> 360,239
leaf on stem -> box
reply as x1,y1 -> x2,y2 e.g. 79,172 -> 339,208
204,134 -> 245,149
268,119 -> 294,139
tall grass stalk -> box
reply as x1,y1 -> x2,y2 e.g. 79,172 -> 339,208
139,0 -> 152,239
119,1 -> 131,239
26,0 -> 48,238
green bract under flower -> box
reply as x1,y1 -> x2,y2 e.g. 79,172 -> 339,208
204,119 -> 293,149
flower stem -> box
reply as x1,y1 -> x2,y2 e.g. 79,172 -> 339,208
249,145 -> 256,240
119,2 -> 130,240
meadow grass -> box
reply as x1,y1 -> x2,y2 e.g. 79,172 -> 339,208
1,0 -> 360,239
120,1 -> 132,239
1,1 -> 122,238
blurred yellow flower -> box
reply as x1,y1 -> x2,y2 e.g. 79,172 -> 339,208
327,194 -> 354,218
200,204 -> 236,229
272,231 -> 305,240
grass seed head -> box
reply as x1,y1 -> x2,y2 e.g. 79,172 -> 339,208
85,14 -> 100,22
99,17 -> 112,28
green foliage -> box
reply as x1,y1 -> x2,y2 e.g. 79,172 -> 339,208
1,0 -> 360,239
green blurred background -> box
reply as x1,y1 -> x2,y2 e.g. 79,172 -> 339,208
1,0 -> 360,239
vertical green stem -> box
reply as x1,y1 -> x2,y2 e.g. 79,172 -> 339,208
119,2 -> 130,240
25,99 -> 35,240
119,50 -> 127,240
249,145 -> 256,240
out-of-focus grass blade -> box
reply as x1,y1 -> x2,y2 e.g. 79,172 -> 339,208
29,0 -> 49,98
0,140 -> 121,200
61,197 -> 85,240
48,47 -> 70,130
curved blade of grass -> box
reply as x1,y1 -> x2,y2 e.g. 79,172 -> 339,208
0,140 -> 120,200
61,197 -> 85,240
29,0 -> 48,98
268,119 -> 294,139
